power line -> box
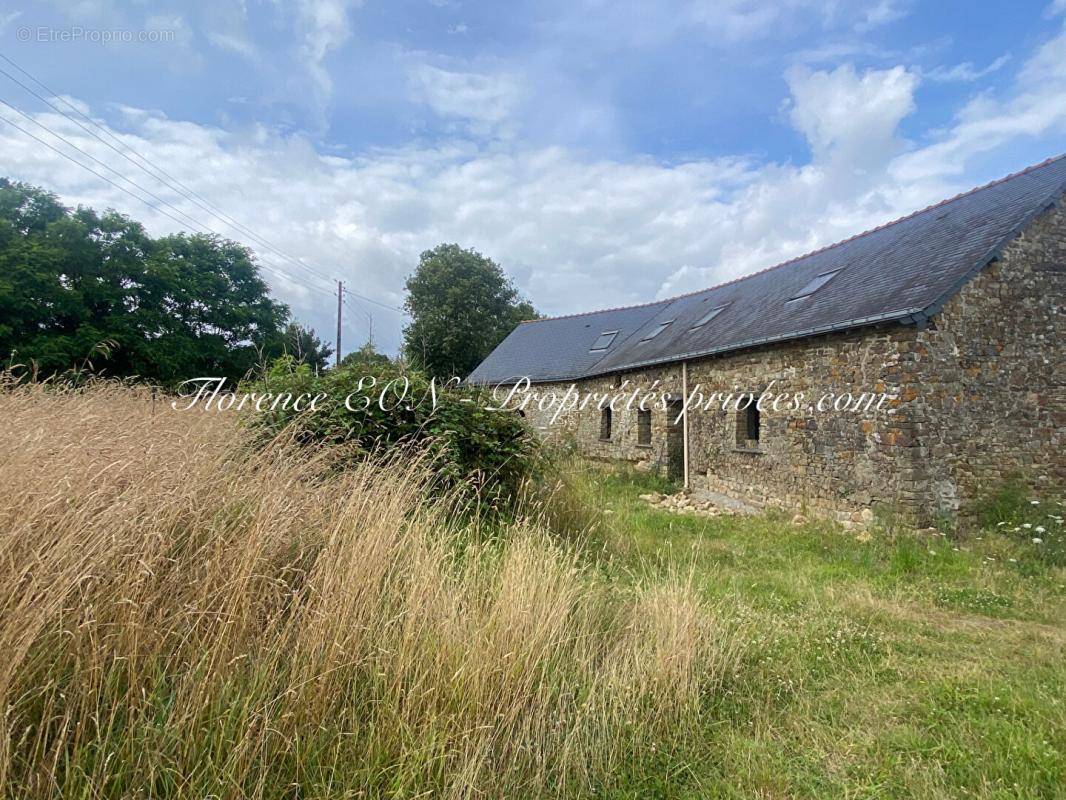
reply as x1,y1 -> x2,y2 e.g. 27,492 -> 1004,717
342,294 -> 375,340
0,54 -> 344,292
0,97 -> 217,234
0,85 -> 336,292
0,111 -> 336,300
0,113 -> 213,241
0,68 -> 411,325
342,286 -> 407,315
0,99 -> 344,301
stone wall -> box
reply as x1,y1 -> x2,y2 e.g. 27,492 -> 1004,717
517,202 -> 1065,526
520,327 -> 925,525
908,202 -> 1066,516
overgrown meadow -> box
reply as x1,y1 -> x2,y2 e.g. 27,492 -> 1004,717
0,379 -> 738,799
1,378 -> 1063,799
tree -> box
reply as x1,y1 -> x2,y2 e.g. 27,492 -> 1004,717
402,244 -> 537,378
0,178 -> 290,384
280,322 -> 333,371
340,340 -> 392,370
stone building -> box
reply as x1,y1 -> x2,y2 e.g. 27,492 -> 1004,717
468,156 -> 1066,526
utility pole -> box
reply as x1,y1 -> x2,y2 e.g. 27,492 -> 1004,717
336,280 -> 343,367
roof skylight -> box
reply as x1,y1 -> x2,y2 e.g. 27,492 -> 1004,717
690,303 -> 730,330
788,269 -> 842,302
590,330 -> 618,351
639,320 -> 674,342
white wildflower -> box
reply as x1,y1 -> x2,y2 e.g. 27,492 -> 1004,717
1035,526 -> 1046,533
1033,538 -> 1043,544
1022,523 -> 1032,529
1031,500 -> 1040,505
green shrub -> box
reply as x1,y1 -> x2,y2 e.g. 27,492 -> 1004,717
243,357 -> 538,507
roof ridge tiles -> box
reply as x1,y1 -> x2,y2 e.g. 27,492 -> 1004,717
518,153 -> 1066,326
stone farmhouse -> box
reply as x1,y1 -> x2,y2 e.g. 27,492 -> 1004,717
469,155 -> 1066,526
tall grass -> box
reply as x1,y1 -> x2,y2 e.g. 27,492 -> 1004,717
0,381 -> 740,798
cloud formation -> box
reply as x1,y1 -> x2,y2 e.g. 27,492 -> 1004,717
408,64 -> 523,136
295,0 -> 360,111
1,3 -> 1065,359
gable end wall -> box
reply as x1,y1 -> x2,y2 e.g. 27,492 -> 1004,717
909,201 -> 1066,515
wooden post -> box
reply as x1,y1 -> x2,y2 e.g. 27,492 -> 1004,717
336,280 -> 343,367
681,361 -> 690,490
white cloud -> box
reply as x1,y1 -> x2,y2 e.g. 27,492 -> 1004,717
686,0 -> 782,42
890,21 -> 1066,184
925,55 -> 1011,83
207,31 -> 260,61
408,65 -> 524,136
785,64 -> 918,169
685,0 -> 911,42
855,0 -> 911,32
0,10 -> 22,33
2,21 -> 1065,359
294,0 -> 360,107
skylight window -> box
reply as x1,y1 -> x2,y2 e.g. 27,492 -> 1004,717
788,269 -> 842,302
639,320 -> 674,342
690,303 -> 730,330
590,330 -> 618,351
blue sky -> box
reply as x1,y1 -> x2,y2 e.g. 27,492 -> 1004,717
2,0 -> 1065,355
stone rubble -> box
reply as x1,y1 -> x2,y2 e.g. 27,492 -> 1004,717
637,491 -> 738,518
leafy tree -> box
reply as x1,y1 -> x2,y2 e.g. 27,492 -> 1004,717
402,244 -> 537,379
280,322 -> 333,371
0,178 -> 290,384
340,340 -> 392,370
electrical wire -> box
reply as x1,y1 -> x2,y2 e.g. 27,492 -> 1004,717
0,111 -> 337,299
0,65 -> 415,323
0,54 -> 345,292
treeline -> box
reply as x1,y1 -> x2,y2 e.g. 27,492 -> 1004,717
2,178 -> 539,386
0,178 -> 332,384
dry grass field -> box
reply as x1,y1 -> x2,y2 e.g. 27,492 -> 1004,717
0,381 -> 738,799
2,380 -> 1064,798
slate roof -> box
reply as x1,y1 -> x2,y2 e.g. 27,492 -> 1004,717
468,154 -> 1066,385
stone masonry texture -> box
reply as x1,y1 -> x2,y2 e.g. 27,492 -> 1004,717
516,203 -> 1065,527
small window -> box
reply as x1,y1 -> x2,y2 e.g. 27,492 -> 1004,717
639,320 -> 674,342
590,330 -> 618,351
637,408 -> 652,446
746,404 -> 761,441
788,269 -> 842,302
736,395 -> 760,447
690,303 -> 730,330
600,407 -> 612,441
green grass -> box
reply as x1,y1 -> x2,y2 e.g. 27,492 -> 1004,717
589,466 -> 1066,799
